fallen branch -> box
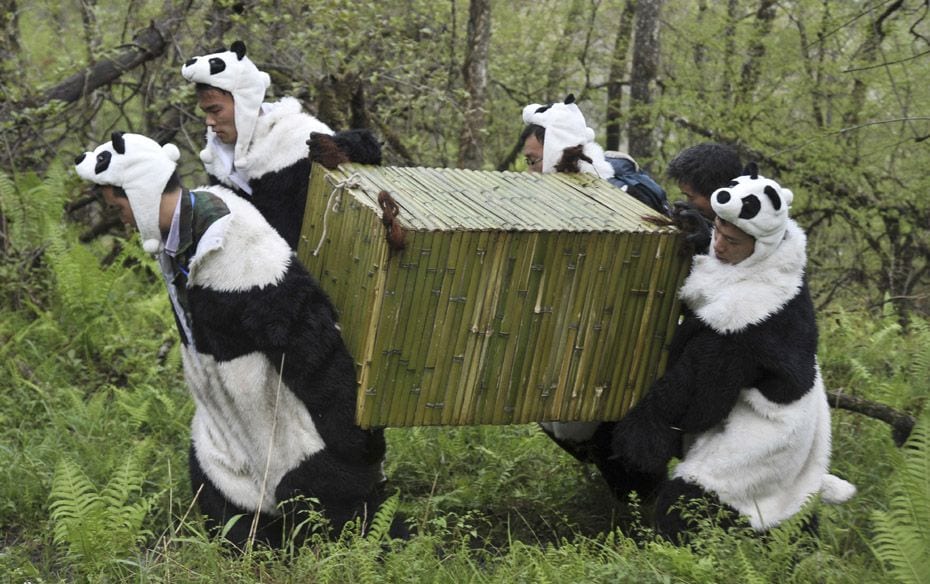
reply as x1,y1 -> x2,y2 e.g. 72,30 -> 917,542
42,20 -> 173,104
827,388 -> 916,446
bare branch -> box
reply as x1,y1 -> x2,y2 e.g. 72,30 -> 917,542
827,388 -> 916,446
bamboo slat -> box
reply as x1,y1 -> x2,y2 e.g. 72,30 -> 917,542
296,163 -> 688,428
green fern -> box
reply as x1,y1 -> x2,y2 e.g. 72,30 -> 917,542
2,164 -> 73,249
365,492 -> 400,543
49,447 -> 155,574
905,319 -> 930,392
871,411 -> 930,584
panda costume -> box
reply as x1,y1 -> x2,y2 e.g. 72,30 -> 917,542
75,132 -> 404,548
612,165 -> 855,540
522,94 -> 617,179
181,41 -> 381,249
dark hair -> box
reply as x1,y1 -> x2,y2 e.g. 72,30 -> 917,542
666,143 -> 742,198
194,82 -> 232,97
163,170 -> 181,193
554,145 -> 592,173
519,123 -> 546,146
94,183 -> 128,199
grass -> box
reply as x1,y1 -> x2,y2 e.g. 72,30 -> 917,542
0,173 -> 921,583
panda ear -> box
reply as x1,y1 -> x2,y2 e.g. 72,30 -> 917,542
230,40 -> 247,60
743,161 -> 759,179
111,131 -> 126,155
763,185 -> 782,211
564,93 -> 576,104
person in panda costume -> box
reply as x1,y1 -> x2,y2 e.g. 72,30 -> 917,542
611,164 -> 856,542
521,93 -> 671,215
519,95 -> 670,501
181,41 -> 381,249
74,132 -> 406,548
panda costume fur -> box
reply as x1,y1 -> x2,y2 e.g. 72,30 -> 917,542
522,94 -> 617,179
75,132 -> 404,548
612,164 -> 856,541
181,41 -> 381,249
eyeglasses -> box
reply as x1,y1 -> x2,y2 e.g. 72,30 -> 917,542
524,156 -> 542,167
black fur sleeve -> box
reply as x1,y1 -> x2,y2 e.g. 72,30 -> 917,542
611,325 -> 759,474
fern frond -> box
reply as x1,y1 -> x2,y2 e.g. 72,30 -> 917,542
49,458 -> 106,563
49,459 -> 102,534
366,492 -> 400,543
871,412 -> 930,584
735,542 -> 768,584
48,446 -> 158,575
906,320 -> 930,390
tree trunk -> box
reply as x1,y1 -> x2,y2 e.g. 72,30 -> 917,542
605,0 -> 636,152
545,0 -> 586,101
721,0 -> 738,102
459,0 -> 491,169
844,0 -> 904,130
734,0 -> 777,111
0,0 -> 20,98
692,0 -> 707,101
627,0 -> 662,161
79,0 -> 100,62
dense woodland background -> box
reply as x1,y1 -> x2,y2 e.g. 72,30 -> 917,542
1,0 -> 929,582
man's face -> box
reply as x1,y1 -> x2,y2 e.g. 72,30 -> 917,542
522,134 -> 544,173
678,181 -> 714,220
100,185 -> 136,228
197,89 -> 237,144
713,218 -> 755,265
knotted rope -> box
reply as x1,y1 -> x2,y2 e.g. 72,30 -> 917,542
378,190 -> 406,252
312,173 -> 361,257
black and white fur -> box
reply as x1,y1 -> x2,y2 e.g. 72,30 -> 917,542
75,132 -> 403,548
184,42 -> 383,249
174,187 -> 405,547
612,174 -> 855,541
199,96 -> 332,249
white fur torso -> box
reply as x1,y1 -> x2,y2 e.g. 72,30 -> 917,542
185,349 -> 325,513
201,97 -> 332,189
680,219 -> 806,334
673,219 -> 855,528
672,368 -> 850,529
165,186 -> 324,513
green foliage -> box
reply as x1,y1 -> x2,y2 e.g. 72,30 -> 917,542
820,310 -> 930,411
871,411 -> 930,584
0,165 -> 71,250
49,446 -> 156,575
4,2 -> 929,579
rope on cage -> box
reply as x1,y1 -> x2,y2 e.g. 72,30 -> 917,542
377,190 -> 406,253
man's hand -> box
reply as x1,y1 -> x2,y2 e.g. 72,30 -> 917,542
671,201 -> 712,254
307,129 -> 382,170
307,132 -> 349,170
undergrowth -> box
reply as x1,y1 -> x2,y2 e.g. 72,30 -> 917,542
1,169 -> 923,582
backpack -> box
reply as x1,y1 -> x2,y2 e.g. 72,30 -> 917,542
604,152 -> 671,216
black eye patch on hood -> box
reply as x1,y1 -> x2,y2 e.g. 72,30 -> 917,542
208,57 -> 227,75
95,151 -> 112,174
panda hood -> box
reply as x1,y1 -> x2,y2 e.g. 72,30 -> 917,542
681,217 -> 807,335
522,94 -> 614,179
181,41 -> 271,171
710,164 -> 794,268
75,132 -> 180,254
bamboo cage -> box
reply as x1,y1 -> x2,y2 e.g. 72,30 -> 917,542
297,163 -> 689,428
